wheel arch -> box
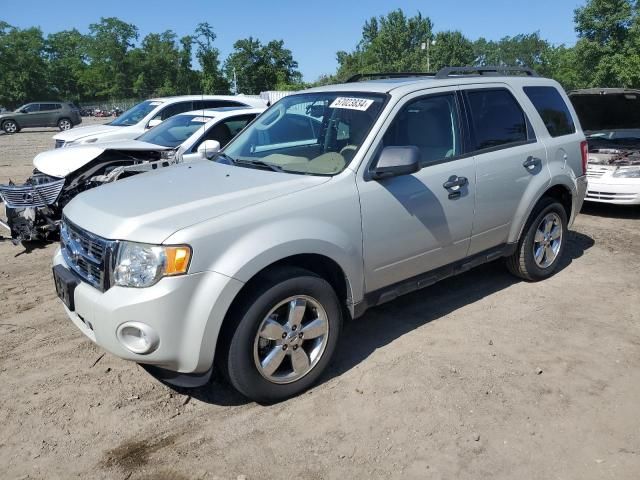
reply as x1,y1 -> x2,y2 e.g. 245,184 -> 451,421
211,253 -> 354,373
1,118 -> 20,129
510,182 -> 573,243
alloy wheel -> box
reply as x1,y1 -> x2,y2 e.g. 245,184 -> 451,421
253,295 -> 329,384
533,212 -> 563,268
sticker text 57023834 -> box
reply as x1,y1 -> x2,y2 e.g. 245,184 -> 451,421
329,97 -> 374,111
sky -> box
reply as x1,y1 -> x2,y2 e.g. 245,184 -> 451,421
3,0 -> 585,81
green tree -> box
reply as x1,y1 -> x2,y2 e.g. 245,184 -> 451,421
131,30 -> 181,97
431,31 -> 475,70
336,9 -> 434,79
195,22 -> 229,94
46,29 -> 88,101
224,37 -> 301,94
573,0 -> 636,87
83,17 -> 139,99
0,23 -> 49,107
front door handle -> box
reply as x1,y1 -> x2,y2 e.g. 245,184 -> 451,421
523,156 -> 541,170
443,175 -> 468,190
443,175 -> 468,199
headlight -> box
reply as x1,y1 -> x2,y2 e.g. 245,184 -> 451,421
113,242 -> 192,288
613,166 -> 640,178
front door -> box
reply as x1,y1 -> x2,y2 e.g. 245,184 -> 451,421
357,90 -> 477,293
20,103 -> 44,127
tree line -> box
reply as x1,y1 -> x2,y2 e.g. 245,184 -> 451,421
0,0 -> 637,108
0,18 -> 302,108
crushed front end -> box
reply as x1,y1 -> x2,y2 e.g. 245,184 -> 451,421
0,173 -> 66,244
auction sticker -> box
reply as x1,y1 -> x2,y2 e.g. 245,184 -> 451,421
330,97 -> 374,111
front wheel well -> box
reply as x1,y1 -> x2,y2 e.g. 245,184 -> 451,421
213,254 -> 351,371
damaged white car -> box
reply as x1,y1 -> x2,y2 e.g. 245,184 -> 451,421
0,107 -> 264,243
569,88 -> 640,205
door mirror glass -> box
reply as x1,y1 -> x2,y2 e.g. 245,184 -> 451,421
147,118 -> 162,129
197,140 -> 221,159
372,146 -> 421,180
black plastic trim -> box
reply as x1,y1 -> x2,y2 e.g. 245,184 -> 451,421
353,243 -> 517,318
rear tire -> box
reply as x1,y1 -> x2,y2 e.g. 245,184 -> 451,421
219,267 -> 342,403
2,120 -> 18,134
58,118 -> 72,131
506,198 -> 568,281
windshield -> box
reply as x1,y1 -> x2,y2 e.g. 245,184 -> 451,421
110,100 -> 162,127
136,114 -> 210,147
221,92 -> 386,175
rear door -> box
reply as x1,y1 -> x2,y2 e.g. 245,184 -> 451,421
357,88 -> 477,292
462,85 -> 550,255
39,103 -> 62,126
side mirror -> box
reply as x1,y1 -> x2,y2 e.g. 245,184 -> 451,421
19,109 -> 28,114
197,140 -> 221,159
371,146 -> 421,180
147,118 -> 162,129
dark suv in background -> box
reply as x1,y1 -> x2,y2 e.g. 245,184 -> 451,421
0,102 -> 82,134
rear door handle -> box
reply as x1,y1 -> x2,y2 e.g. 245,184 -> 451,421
443,175 -> 468,190
523,156 -> 541,170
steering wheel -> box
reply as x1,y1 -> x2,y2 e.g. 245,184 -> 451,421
254,102 -> 285,131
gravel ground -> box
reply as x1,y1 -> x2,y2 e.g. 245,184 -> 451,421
0,122 -> 639,480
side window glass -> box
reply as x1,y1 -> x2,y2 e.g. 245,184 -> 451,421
154,102 -> 194,121
466,89 -> 528,150
383,93 -> 461,166
24,104 -> 40,113
524,86 -> 576,137
196,114 -> 256,149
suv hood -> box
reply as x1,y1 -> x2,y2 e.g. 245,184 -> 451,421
33,140 -> 170,177
53,123 -> 122,142
570,91 -> 640,133
63,160 -> 330,243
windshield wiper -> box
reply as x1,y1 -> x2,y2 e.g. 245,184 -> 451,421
231,158 -> 284,172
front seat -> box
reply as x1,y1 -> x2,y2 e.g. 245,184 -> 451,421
207,123 -> 233,147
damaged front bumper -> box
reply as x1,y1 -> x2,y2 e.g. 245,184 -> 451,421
0,175 -> 65,243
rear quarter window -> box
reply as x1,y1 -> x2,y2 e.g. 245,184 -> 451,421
524,86 -> 575,137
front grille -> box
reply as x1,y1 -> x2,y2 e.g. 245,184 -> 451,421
586,165 -> 611,179
60,218 -> 116,291
55,139 -> 65,148
0,178 -> 65,208
586,191 -> 638,201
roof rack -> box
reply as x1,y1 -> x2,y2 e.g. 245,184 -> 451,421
434,66 -> 539,79
346,72 -> 435,83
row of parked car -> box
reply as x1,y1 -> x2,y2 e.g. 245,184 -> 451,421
0,69 -> 637,403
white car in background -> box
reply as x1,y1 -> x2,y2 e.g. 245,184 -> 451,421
0,107 -> 264,243
569,88 -> 640,205
52,95 -> 266,149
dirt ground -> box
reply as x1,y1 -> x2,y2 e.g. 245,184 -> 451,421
0,121 -> 639,480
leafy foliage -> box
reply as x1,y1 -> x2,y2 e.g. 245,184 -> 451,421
3,2 -> 640,108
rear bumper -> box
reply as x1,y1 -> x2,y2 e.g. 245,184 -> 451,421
585,179 -> 640,205
53,248 -> 244,373
572,175 -> 588,224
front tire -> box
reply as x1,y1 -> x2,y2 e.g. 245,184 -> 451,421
506,198 -> 568,281
220,267 -> 342,403
2,120 -> 18,134
58,118 -> 72,131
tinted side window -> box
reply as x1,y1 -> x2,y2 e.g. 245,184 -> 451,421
23,104 -> 39,113
40,104 -> 60,111
197,100 -> 245,109
383,93 -> 461,166
154,102 -> 194,121
466,89 -> 528,150
524,86 -> 575,137
194,114 -> 256,150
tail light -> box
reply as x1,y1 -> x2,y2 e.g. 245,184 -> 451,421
580,140 -> 589,175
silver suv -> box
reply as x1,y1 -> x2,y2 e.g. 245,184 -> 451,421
52,67 -> 588,403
